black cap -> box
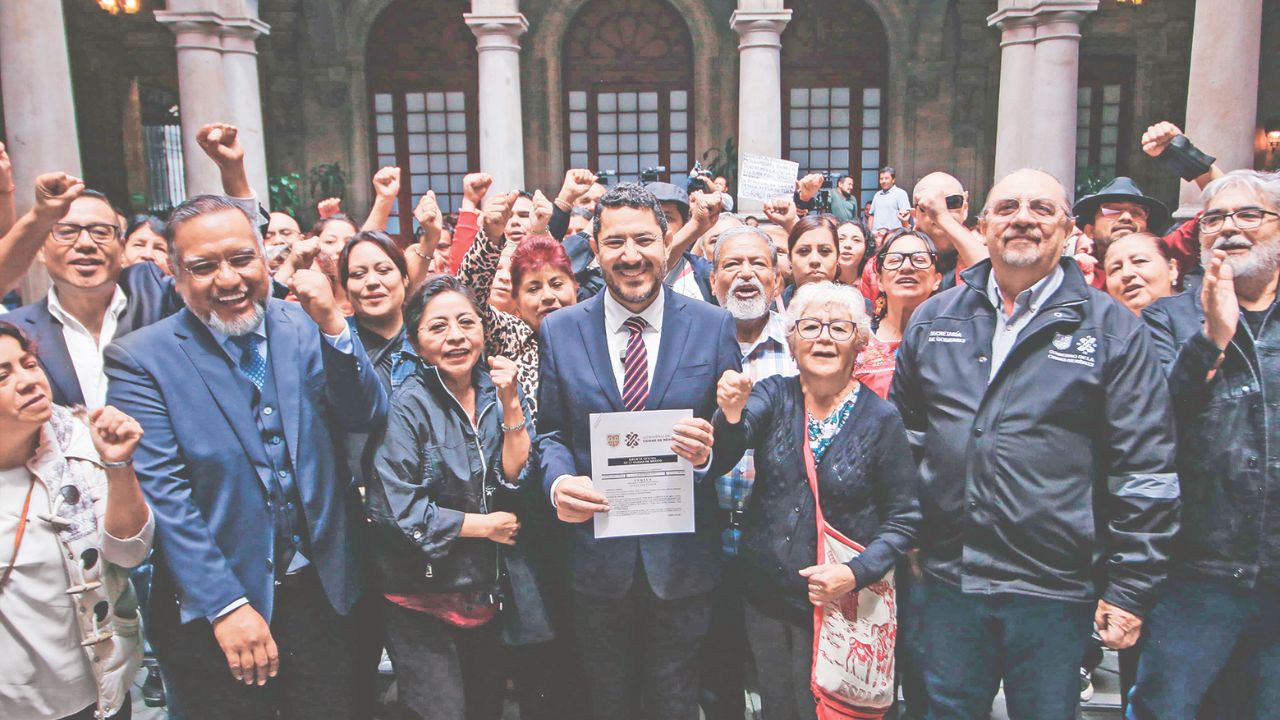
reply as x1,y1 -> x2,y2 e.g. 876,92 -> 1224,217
1073,177 -> 1170,232
644,182 -> 689,213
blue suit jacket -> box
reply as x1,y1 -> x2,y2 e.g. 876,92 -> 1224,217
2,262 -> 182,406
536,287 -> 742,600
104,300 -> 388,624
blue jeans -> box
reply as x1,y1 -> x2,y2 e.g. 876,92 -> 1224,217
920,580 -> 1094,720
1128,576 -> 1280,720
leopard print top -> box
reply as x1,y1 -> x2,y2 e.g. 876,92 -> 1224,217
457,227 -> 542,419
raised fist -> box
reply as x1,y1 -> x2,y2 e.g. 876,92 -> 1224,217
289,236 -> 319,270
317,197 -> 342,219
372,166 -> 401,199
557,169 -> 599,207
289,268 -> 344,335
716,370 -> 753,424
462,173 -> 493,208
33,172 -> 86,221
482,191 -> 519,240
490,355 -> 521,405
529,190 -> 554,234
1141,121 -> 1183,158
796,173 -> 825,202
89,406 -> 144,465
195,123 -> 245,169
763,196 -> 799,231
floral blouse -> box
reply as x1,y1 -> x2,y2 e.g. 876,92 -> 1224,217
806,385 -> 861,463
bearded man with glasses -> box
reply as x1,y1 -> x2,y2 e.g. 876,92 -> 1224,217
890,168 -> 1180,720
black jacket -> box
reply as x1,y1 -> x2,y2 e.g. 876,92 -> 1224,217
890,258 -> 1180,615
367,362 -> 531,595
1143,290 -> 1280,588
709,376 -> 920,626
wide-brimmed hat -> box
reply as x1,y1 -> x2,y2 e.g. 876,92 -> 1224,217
1073,176 -> 1169,232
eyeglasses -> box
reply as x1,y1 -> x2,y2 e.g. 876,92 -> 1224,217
793,317 -> 857,342
50,223 -> 120,245
1099,204 -> 1150,220
881,250 -> 937,271
987,198 -> 1067,219
1197,209 -> 1279,235
181,251 -> 262,279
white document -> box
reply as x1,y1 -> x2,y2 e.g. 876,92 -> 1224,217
738,154 -> 801,202
590,409 -> 695,539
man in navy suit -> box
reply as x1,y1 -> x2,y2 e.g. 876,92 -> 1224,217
104,194 -> 387,719
537,183 -> 742,719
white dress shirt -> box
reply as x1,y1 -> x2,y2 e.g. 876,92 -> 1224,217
45,286 -> 128,409
602,287 -> 665,393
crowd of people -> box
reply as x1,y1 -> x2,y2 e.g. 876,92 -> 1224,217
0,112 -> 1277,720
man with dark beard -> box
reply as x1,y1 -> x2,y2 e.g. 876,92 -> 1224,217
699,226 -> 797,720
536,183 -> 741,719
103,195 -> 387,720
1131,170 -> 1280,720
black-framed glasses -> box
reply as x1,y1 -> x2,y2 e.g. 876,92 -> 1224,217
881,250 -> 937,271
50,222 -> 120,245
1198,209 -> 1279,235
181,251 -> 262,279
914,194 -> 965,211
793,317 -> 857,342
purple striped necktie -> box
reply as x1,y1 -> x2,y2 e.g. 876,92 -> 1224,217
621,316 -> 649,411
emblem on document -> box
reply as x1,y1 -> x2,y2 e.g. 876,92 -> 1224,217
608,434 -> 621,448
625,432 -> 640,448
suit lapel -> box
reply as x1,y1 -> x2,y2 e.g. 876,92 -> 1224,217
174,310 -> 270,477
25,302 -> 84,406
648,289 -> 691,408
266,303 -> 302,472
578,296 -> 624,411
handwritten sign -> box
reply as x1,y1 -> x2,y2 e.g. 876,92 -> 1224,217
737,154 -> 800,202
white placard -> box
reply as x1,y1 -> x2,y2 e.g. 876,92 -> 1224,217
590,409 -> 695,539
737,154 -> 800,202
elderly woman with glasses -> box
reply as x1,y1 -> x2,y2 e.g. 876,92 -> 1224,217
708,281 -> 920,720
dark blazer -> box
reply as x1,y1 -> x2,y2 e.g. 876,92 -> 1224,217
536,286 -> 742,600
2,262 -> 182,406
104,300 -> 388,624
708,375 -> 920,626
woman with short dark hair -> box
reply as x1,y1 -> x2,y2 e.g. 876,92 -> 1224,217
367,276 -> 531,720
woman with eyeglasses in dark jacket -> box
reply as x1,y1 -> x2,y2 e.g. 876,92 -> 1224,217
367,275 -> 532,720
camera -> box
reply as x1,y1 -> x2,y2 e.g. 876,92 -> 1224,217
687,162 -> 716,195
640,166 -> 668,184
593,169 -> 617,186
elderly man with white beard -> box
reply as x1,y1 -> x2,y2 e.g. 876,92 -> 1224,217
697,225 -> 798,720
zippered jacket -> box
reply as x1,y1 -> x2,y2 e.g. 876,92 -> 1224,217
1143,289 -> 1280,588
890,258 -> 1180,615
367,361 -> 532,595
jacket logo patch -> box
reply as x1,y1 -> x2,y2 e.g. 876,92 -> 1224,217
1048,334 -> 1097,368
928,330 -> 965,344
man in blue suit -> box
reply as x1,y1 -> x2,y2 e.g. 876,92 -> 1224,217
104,194 -> 387,719
537,183 -> 742,719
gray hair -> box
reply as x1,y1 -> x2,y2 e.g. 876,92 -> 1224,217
591,182 -> 668,240
166,194 -> 259,270
785,281 -> 872,349
1202,169 -> 1280,212
712,225 -> 778,268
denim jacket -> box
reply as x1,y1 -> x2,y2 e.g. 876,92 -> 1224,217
1144,290 -> 1280,588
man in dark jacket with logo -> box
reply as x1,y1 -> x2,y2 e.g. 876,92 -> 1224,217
1130,169 -> 1280,720
890,168 -> 1180,720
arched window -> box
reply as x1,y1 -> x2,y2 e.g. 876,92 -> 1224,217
367,0 -> 477,239
781,0 -> 889,204
563,0 -> 694,183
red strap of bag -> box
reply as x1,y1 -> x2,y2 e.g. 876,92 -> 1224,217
1,476 -> 37,591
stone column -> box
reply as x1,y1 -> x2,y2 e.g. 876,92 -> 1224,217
991,17 -> 1036,181
1027,11 -> 1089,192
1175,0 -> 1263,217
465,10 -> 529,194
988,1 -> 1096,191
155,12 -> 228,197
221,19 -> 272,204
730,4 -> 792,213
0,0 -> 83,300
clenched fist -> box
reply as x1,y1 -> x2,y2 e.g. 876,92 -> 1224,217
289,268 -> 344,335
529,190 -> 554,235
482,191 -> 519,241
372,166 -> 401,199
317,197 -> 342,219
490,355 -> 521,406
556,169 -> 599,209
1141,121 -> 1183,158
462,173 -> 494,209
33,172 -> 86,221
716,370 -> 753,424
796,173 -> 825,203
484,511 -> 521,546
196,123 -> 245,169
89,406 -> 143,465
763,196 -> 799,232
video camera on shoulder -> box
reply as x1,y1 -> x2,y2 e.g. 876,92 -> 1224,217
687,162 -> 716,195
641,166 -> 668,184
593,169 -> 617,186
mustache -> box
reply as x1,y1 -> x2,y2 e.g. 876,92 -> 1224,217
729,277 -> 764,294
1212,236 -> 1253,251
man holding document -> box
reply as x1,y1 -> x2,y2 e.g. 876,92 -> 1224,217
536,183 -> 741,719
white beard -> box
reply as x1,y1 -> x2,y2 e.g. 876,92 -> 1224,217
202,300 -> 266,337
721,277 -> 770,321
